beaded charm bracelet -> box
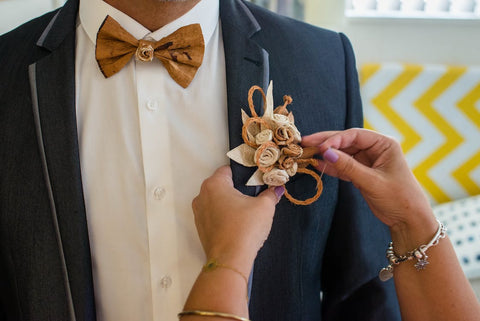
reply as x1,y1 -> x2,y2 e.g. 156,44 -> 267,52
379,219 -> 447,282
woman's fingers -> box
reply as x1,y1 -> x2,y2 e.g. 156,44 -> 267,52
259,186 -> 285,206
301,130 -> 339,146
303,128 -> 386,152
319,148 -> 375,189
303,129 -> 399,184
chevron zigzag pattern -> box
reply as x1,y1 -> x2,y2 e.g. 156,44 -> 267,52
360,63 -> 480,205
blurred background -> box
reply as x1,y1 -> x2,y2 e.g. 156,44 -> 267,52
0,0 -> 64,34
1,0 -> 479,300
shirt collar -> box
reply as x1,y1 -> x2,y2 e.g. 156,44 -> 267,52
79,0 -> 219,46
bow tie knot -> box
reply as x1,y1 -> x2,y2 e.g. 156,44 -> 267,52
136,39 -> 155,62
95,16 -> 205,88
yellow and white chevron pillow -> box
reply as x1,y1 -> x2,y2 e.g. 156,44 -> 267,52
360,63 -> 480,205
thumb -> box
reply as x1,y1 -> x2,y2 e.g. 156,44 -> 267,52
212,165 -> 234,187
258,185 -> 285,205
322,148 -> 371,188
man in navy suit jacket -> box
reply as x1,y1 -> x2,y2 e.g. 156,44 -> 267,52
0,0 -> 401,320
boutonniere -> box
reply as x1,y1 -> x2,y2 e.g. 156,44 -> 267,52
227,81 -> 323,205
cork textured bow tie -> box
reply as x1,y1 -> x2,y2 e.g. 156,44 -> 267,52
95,15 -> 205,88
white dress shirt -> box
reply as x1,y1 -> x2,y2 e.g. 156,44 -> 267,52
75,0 -> 228,319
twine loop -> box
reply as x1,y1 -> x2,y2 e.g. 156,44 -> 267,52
241,85 -> 324,205
283,168 -> 324,206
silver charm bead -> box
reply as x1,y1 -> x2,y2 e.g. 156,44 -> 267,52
379,266 -> 394,282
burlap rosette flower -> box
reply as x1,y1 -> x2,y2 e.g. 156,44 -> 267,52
227,81 -> 323,205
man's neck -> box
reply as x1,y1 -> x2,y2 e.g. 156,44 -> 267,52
103,0 -> 201,31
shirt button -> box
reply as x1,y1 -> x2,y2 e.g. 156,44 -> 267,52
160,275 -> 172,289
153,186 -> 166,200
146,99 -> 159,111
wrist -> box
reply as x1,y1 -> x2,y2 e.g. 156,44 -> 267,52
201,258 -> 251,301
389,209 -> 438,254
206,250 -> 255,278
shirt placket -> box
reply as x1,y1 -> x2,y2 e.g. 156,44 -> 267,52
135,58 -> 180,321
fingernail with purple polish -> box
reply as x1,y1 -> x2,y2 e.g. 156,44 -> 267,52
274,186 -> 285,199
323,148 -> 339,163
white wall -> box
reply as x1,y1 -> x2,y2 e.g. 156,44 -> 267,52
0,0 -> 62,35
304,1 -> 480,66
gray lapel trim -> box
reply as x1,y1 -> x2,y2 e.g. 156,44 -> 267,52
36,0 -> 79,51
28,1 -> 96,318
259,49 -> 269,99
29,63 -> 77,321
36,10 -> 61,47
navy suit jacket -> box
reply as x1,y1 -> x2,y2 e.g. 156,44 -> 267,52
0,0 -> 401,320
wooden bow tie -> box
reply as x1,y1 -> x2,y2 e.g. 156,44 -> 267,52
95,16 -> 205,88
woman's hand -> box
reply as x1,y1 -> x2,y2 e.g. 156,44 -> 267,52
192,166 -> 284,275
302,128 -> 437,250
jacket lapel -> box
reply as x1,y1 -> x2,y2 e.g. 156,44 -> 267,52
220,0 -> 269,195
29,0 -> 96,320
